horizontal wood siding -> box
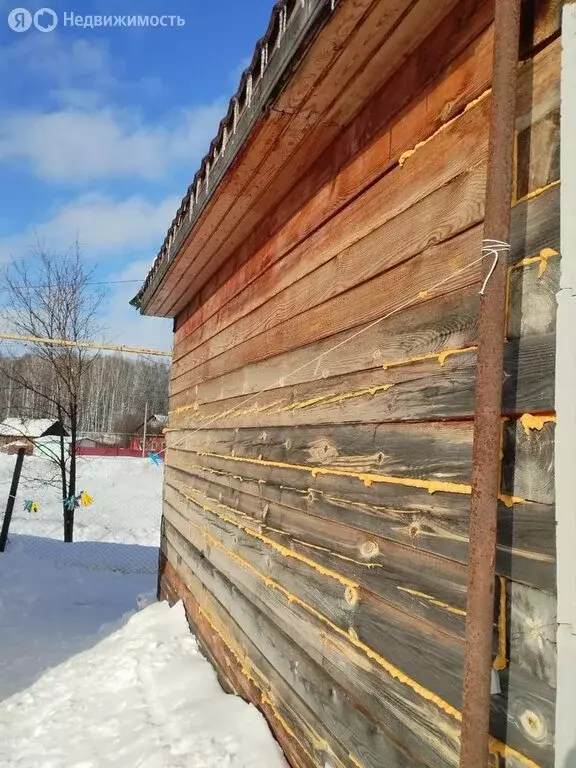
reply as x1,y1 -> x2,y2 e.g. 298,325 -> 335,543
160,2 -> 560,766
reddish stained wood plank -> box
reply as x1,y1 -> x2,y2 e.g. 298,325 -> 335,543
171,223 -> 484,393
158,0 -> 462,317
172,0 -> 494,336
171,79 -> 492,361
149,0 -> 409,315
168,0 -> 491,326
171,36 -> 559,372
171,152 -> 488,379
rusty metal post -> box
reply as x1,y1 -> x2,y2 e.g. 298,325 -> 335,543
459,0 -> 522,766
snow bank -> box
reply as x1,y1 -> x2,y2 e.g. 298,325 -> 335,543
0,601 -> 288,768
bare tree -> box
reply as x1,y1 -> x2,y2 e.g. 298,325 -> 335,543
1,244 -> 104,542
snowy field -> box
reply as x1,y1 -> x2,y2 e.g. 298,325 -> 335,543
0,454 -> 287,767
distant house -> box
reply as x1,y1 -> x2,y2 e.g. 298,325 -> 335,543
129,414 -> 167,454
0,418 -> 69,457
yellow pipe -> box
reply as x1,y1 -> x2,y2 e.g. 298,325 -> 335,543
0,332 -> 172,357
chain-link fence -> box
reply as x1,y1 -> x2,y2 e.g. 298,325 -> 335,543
0,453 -> 163,575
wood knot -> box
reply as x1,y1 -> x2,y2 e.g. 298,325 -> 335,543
440,100 -> 454,121
360,541 -> 379,558
409,523 -> 421,538
372,349 -> 382,361
519,709 -> 546,742
308,439 -> 338,464
284,439 -> 292,450
345,587 -> 359,606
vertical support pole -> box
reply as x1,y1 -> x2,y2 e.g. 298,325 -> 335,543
142,401 -> 149,458
555,3 -> 576,765
0,447 -> 26,553
459,1 -> 521,766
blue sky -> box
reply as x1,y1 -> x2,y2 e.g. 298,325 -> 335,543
0,0 -> 273,350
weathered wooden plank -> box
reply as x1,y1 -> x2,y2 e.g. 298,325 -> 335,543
163,524 -> 462,768
163,478 -> 469,639
164,452 -> 556,592
507,249 -> 561,341
174,0 -> 495,340
168,333 -> 555,433
163,511 -> 556,766
170,285 -> 480,410
508,580 -> 557,689
172,422 -> 475,482
172,155 -> 488,375
165,536 -> 440,768
170,183 -> 559,396
502,418 -> 555,505
516,107 -> 560,200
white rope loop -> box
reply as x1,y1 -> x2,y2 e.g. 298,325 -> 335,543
479,239 -> 510,295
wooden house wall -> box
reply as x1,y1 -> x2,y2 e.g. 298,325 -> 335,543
160,2 -> 561,766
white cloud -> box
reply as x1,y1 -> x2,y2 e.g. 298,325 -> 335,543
0,100 -> 225,182
0,193 -> 180,263
0,35 -> 117,93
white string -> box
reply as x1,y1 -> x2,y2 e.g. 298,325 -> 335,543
480,240 -> 510,295
160,246 -> 498,456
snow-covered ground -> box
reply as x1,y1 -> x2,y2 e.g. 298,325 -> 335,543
0,601 -> 287,768
1,454 -> 164,547
0,455 -> 163,700
0,455 -> 287,767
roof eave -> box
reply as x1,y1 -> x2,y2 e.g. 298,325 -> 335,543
132,0 -> 338,316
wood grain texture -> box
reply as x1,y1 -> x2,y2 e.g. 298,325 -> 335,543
171,154 -> 488,375
508,580 -> 557,689
162,508 -> 556,766
170,286 -> 480,410
167,333 -> 555,431
162,0 -> 464,318
168,34 -> 558,353
502,419 -> 555,505
163,478 -> 470,640
163,537 -> 450,768
163,526 -> 461,768
170,181 -> 559,397
516,107 -> 560,200
165,449 -> 556,593
507,253 -> 561,340
173,0 -> 495,336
